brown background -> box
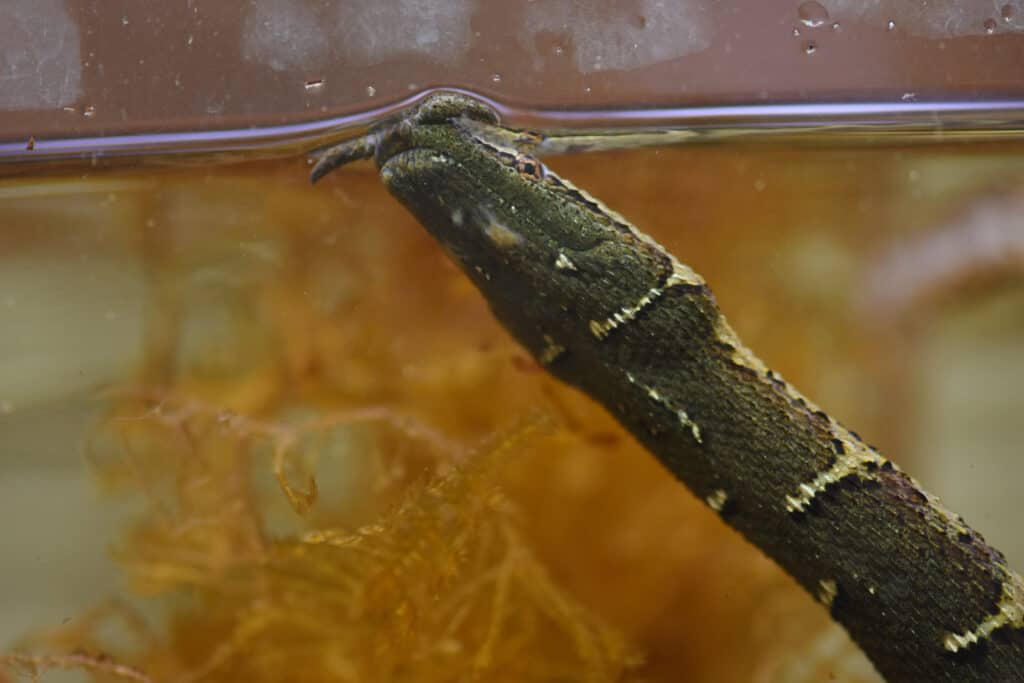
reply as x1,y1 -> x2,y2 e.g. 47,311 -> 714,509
2,0 -> 1024,160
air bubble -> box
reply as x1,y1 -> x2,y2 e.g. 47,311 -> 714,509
303,78 -> 325,93
491,73 -> 502,83
83,105 -> 96,118
831,22 -> 841,31
366,85 -> 377,97
983,17 -> 997,34
802,40 -> 817,55
1001,4 -> 1016,22
887,19 -> 896,31
797,1 -> 829,28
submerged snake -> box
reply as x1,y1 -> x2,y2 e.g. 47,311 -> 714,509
310,92 -> 1024,682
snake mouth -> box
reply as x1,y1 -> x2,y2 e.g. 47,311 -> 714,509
309,92 -> 499,185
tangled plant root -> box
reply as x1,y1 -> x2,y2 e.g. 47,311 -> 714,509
4,393 -> 636,683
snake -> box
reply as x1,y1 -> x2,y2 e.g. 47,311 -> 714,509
310,91 -> 1024,682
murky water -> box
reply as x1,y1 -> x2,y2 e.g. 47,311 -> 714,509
1,97 -> 1023,682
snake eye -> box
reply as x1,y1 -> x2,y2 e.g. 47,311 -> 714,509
515,154 -> 544,180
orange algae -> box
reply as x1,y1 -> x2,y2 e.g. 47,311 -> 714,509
1,146 -> 902,682
74,399 -> 632,682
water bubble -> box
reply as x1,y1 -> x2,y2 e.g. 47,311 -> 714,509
983,17 -> 997,33
798,1 -> 829,28
887,19 -> 896,30
802,39 -> 817,54
1001,4 -> 1016,22
366,85 -> 377,97
303,78 -> 325,93
491,73 -> 502,83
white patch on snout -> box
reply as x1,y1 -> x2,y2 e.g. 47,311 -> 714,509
483,220 -> 524,249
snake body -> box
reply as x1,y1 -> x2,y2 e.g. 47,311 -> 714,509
311,92 -> 1024,682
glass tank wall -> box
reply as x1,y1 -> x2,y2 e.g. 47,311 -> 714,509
2,2 -> 1023,682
